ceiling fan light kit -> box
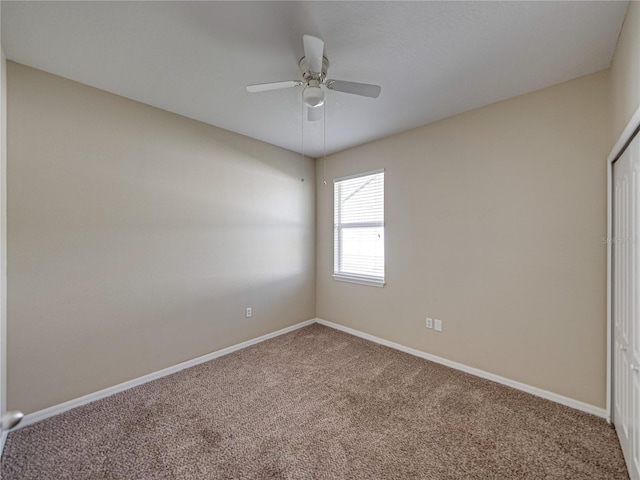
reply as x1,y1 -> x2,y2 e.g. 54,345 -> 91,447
303,86 -> 325,108
246,35 -> 381,121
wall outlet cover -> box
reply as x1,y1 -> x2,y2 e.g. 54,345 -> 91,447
426,317 -> 433,329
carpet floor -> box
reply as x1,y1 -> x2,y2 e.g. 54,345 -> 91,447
0,323 -> 629,479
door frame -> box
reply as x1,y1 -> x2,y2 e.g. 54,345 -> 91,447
608,105 -> 640,424
0,47 -> 6,451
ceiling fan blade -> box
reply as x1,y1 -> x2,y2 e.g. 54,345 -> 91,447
303,35 -> 324,74
246,80 -> 301,93
308,105 -> 322,122
326,79 -> 381,98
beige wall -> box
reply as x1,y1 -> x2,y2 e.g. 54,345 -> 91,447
316,70 -> 610,408
7,62 -> 315,414
612,1 -> 640,143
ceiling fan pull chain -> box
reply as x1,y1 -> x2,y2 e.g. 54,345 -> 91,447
301,90 -> 305,182
323,99 -> 327,186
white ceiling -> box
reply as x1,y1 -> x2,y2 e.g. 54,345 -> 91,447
1,1 -> 629,158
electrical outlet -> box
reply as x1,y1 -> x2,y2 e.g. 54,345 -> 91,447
434,319 -> 442,332
246,307 -> 252,318
426,317 -> 433,329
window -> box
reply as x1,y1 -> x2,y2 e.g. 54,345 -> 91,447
333,170 -> 385,287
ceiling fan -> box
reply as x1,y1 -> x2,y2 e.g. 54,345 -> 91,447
246,35 -> 381,121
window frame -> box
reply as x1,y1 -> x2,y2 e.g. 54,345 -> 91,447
333,169 -> 385,288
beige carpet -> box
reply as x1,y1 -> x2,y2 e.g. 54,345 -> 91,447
0,324 -> 629,479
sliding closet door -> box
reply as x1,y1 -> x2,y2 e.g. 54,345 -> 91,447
613,132 -> 640,480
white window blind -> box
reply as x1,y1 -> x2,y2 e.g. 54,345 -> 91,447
334,170 -> 385,287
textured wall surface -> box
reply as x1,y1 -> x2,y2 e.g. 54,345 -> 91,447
317,70 -> 610,408
7,62 -> 315,414
612,2 -> 640,143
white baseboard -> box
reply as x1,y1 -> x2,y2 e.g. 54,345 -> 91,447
9,315 -> 607,435
316,318 -> 608,419
14,319 -> 316,431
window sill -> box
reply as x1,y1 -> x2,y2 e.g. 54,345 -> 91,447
333,274 -> 385,288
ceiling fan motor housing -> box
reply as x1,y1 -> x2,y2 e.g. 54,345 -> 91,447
299,56 -> 329,82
